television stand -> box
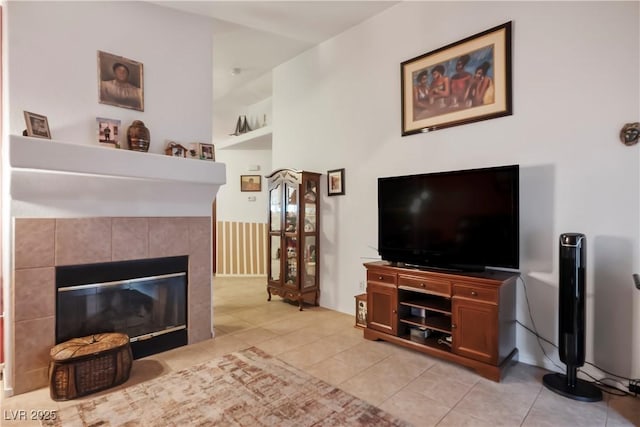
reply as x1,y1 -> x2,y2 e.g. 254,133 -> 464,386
363,260 -> 519,381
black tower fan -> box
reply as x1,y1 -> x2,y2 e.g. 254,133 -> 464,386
542,233 -> 602,401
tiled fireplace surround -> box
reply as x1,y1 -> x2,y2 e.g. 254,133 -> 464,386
12,216 -> 212,395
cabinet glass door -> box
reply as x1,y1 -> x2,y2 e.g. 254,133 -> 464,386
302,236 -> 316,288
269,183 -> 282,232
303,180 -> 317,233
285,184 -> 298,233
269,235 -> 281,281
284,236 -> 298,285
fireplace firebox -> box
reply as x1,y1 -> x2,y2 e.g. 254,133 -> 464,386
56,256 -> 188,359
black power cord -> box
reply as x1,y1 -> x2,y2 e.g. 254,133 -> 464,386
517,276 -> 637,397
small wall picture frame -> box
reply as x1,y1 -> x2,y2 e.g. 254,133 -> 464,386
327,168 -> 345,196
199,143 -> 215,161
240,175 -> 261,192
96,117 -> 121,147
24,111 -> 51,139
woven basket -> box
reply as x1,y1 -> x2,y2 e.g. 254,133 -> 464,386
48,333 -> 132,401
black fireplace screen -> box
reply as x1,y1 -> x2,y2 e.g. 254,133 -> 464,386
56,256 -> 188,344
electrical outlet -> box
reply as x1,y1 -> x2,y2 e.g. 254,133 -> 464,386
629,379 -> 640,394
358,281 -> 365,291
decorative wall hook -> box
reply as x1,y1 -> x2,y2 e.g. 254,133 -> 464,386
620,122 -> 640,146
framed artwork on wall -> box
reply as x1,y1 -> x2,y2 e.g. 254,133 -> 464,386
241,175 -> 262,192
327,168 -> 345,196
98,50 -> 144,111
23,111 -> 51,139
401,21 -> 512,135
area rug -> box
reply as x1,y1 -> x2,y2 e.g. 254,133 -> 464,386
43,346 -> 411,426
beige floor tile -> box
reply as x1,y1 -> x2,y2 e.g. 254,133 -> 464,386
277,335 -> 359,369
229,326 -> 282,345
254,326 -> 323,355
339,358 -> 423,406
305,357 -> 363,386
213,313 -> 256,334
436,410 -> 498,427
189,334 -> 250,359
456,383 -> 540,426
379,387 -> 451,426
522,387 -> 608,427
405,369 -> 475,408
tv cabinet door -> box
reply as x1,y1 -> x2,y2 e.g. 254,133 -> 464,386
452,298 -> 498,364
367,282 -> 397,336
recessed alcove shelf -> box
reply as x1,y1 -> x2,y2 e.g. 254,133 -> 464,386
8,135 -> 227,217
217,125 -> 272,150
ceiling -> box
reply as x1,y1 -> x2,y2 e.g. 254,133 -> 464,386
154,1 -> 398,110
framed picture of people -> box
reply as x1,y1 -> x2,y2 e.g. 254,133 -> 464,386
401,22 -> 512,135
98,51 -> 144,111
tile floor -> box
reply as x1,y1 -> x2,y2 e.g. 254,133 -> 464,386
1,276 -> 638,426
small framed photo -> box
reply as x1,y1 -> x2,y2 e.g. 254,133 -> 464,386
240,175 -> 262,192
199,143 -> 215,161
96,117 -> 121,147
23,111 -> 51,139
355,293 -> 367,329
98,50 -> 144,111
327,168 -> 345,196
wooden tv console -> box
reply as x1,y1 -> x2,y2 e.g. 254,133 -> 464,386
363,261 -> 519,382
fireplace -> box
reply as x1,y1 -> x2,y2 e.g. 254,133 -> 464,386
6,136 -> 225,396
56,256 -> 189,359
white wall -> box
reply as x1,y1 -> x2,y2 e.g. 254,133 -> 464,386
273,1 -> 640,378
215,147 -> 271,224
6,1 -> 213,153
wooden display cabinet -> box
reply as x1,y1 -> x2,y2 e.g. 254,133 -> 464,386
266,169 -> 321,310
363,261 -> 518,381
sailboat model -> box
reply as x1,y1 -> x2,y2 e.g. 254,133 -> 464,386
229,115 -> 252,136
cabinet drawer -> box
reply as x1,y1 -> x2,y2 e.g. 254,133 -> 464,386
452,283 -> 498,303
367,270 -> 397,285
398,275 -> 450,296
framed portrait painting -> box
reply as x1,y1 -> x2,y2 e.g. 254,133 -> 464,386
401,21 -> 512,135
240,175 -> 262,192
327,168 -> 345,196
23,111 -> 51,139
98,50 -> 144,111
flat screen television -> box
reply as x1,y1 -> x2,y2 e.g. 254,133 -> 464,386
378,164 -> 519,271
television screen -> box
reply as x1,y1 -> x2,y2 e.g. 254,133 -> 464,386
378,165 -> 519,271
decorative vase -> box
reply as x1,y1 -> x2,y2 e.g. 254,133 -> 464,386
127,120 -> 150,152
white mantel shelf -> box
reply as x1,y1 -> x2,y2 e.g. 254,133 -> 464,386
8,135 -> 227,217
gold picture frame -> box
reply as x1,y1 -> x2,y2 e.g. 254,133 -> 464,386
401,22 -> 512,135
240,175 -> 262,192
